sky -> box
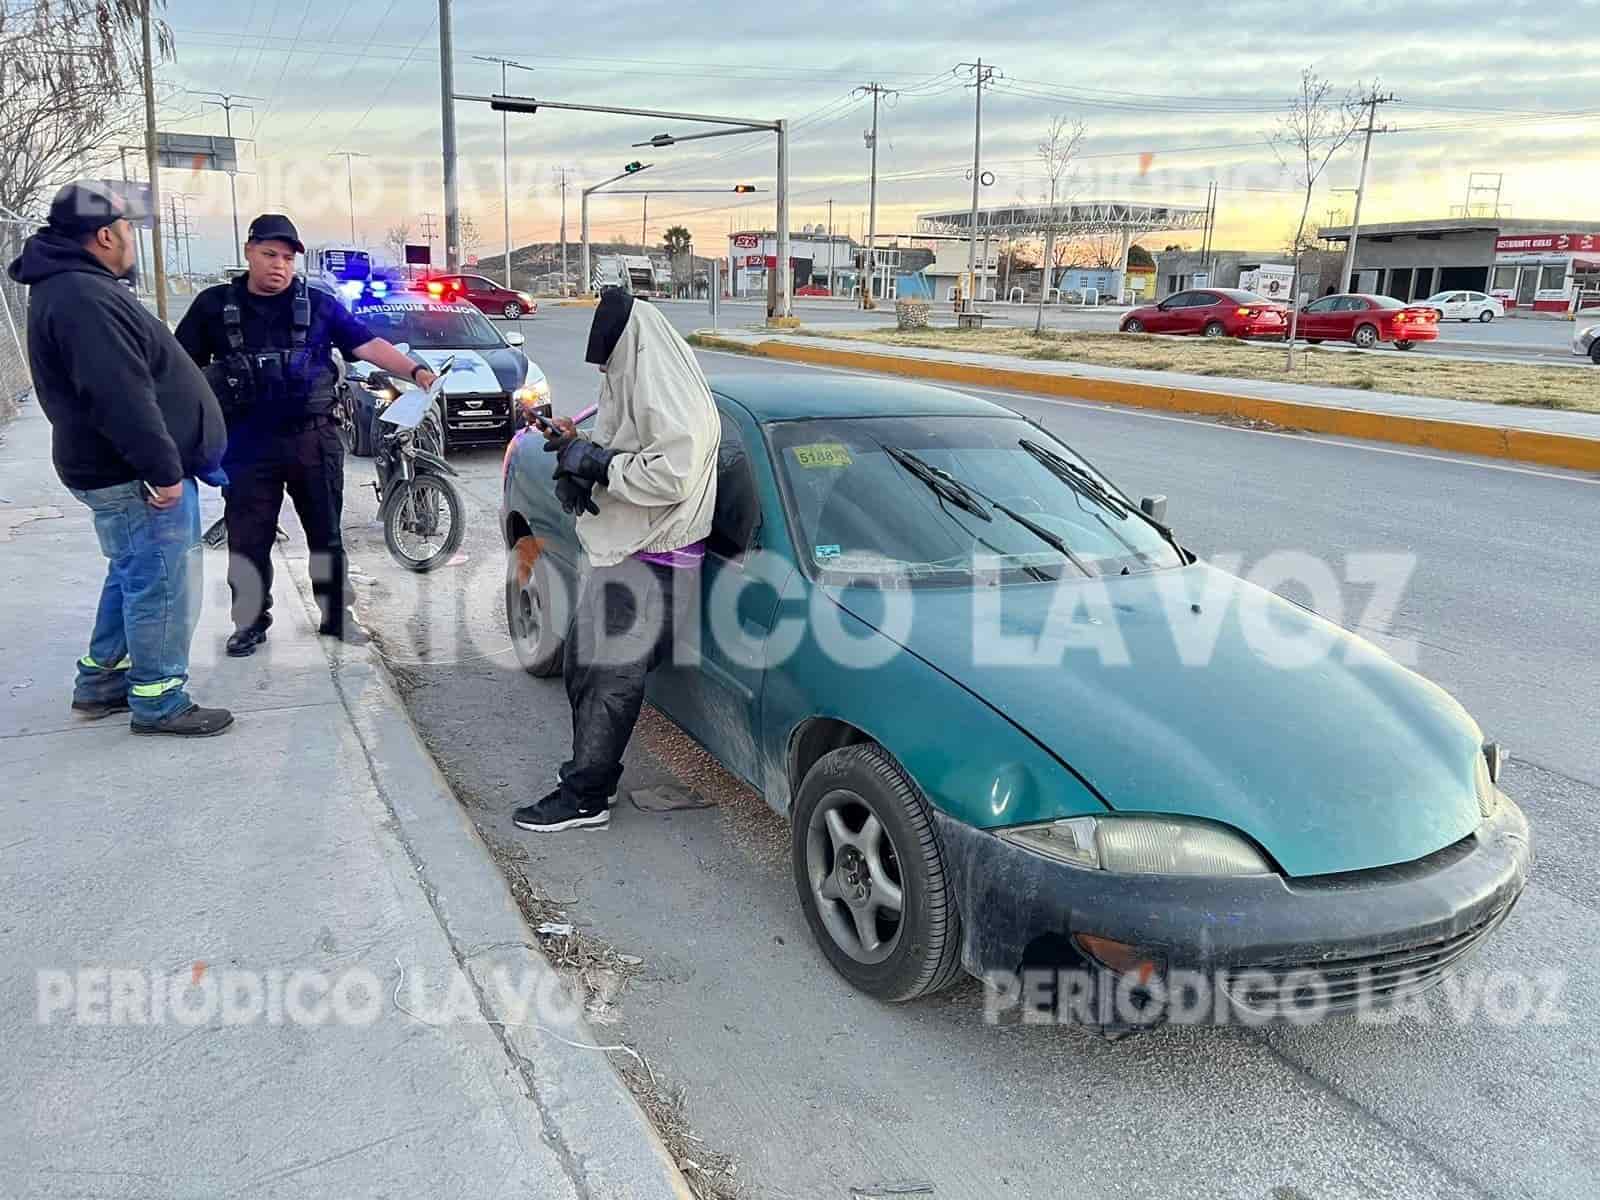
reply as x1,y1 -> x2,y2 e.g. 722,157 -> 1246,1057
145,0 -> 1600,271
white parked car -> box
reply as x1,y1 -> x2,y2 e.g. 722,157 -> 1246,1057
1420,290 -> 1504,322
1572,322 -> 1600,365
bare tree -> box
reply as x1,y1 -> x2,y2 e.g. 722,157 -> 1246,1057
385,222 -> 411,263
0,1 -> 172,223
459,213 -> 483,262
1272,68 -> 1364,367
1034,113 -> 1086,333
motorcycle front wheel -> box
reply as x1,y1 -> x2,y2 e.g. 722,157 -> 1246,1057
383,473 -> 464,572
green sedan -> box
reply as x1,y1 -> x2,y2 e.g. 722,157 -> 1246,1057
501,373 -> 1530,1029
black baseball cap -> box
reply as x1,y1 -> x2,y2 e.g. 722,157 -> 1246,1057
47,180 -> 145,239
246,213 -> 305,253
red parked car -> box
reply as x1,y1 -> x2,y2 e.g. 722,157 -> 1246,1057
423,273 -> 537,320
1295,293 -> 1438,350
1120,288 -> 1287,339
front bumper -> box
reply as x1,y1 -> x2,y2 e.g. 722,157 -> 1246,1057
443,393 -> 516,445
934,797 -> 1530,1026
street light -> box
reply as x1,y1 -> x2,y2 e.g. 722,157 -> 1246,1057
466,91 -> 792,317
473,56 -> 534,287
328,151 -> 370,244
580,163 -> 654,296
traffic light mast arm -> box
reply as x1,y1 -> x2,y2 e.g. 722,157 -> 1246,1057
477,93 -> 778,131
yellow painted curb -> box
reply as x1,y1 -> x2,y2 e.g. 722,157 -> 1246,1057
557,298 -> 600,308
713,337 -> 1600,473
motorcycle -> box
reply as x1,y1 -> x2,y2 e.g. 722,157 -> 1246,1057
369,357 -> 465,572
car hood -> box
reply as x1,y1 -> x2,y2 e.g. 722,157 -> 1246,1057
407,346 -> 530,394
829,562 -> 1485,877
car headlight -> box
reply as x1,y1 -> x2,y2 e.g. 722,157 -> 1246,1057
360,376 -> 399,407
517,292 -> 535,306
512,372 -> 552,420
997,815 -> 1273,876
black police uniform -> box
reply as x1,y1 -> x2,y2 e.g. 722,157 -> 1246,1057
175,254 -> 377,642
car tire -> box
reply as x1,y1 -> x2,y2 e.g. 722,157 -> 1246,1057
502,302 -> 521,320
1479,309 -> 1495,323
1394,340 -> 1416,351
1122,318 -> 1145,333
1306,338 -> 1323,345
1353,323 -> 1379,349
1590,340 -> 1600,366
1203,320 -> 1226,338
505,536 -> 566,677
792,744 -> 965,1003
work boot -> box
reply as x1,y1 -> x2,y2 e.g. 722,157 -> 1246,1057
513,788 -> 609,833
226,624 -> 269,657
71,696 -> 130,720
131,704 -> 235,738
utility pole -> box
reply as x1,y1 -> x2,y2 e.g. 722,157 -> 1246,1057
328,152 -> 370,244
853,82 -> 895,309
117,146 -> 150,292
474,56 -> 532,287
140,1 -> 166,321
418,212 -> 439,272
827,197 -> 834,295
641,194 -> 648,251
438,0 -> 461,271
188,91 -> 261,264
1340,88 -> 1398,293
957,59 -> 998,314
556,166 -> 571,292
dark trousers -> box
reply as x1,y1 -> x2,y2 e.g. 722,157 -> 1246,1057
224,418 -> 351,634
559,559 -> 695,810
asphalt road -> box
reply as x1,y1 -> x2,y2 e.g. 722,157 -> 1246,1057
303,302 -> 1600,1200
691,296 -> 1589,366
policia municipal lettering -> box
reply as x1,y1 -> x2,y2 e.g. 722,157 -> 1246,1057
176,215 -> 435,655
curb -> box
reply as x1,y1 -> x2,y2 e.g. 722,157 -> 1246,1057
284,561 -> 694,1199
557,298 -> 600,308
695,335 -> 1600,472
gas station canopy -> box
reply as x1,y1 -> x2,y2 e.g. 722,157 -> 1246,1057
917,200 -> 1209,239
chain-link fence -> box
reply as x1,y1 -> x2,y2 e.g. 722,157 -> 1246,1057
1,219 -> 34,421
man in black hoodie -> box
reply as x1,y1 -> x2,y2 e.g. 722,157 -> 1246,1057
7,181 -> 233,737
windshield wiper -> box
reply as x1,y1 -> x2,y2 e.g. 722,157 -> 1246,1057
883,445 -> 1094,578
882,445 -> 991,521
1018,439 -> 1138,520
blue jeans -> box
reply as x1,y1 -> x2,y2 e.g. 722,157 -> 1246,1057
69,480 -> 203,723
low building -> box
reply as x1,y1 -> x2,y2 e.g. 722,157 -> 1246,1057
727,230 -> 855,298
1154,249 -> 1342,304
1319,218 -> 1600,313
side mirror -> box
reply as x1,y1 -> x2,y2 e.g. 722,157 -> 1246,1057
504,331 -> 526,347
1140,495 -> 1168,524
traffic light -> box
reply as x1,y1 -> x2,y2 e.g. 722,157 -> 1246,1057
732,184 -> 755,193
624,161 -> 644,173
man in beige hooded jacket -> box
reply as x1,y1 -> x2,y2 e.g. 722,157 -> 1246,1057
515,290 -> 719,832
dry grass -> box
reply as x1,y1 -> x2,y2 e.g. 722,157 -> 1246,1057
790,327 -> 1600,414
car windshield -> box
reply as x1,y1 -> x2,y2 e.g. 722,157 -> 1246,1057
352,302 -> 504,349
768,415 -> 1183,584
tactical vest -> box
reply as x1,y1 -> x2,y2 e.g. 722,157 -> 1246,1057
209,277 -> 339,423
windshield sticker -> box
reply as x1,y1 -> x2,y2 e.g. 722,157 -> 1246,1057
814,544 -> 841,560
791,443 -> 853,469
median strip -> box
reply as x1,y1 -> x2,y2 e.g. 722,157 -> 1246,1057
690,333 -> 1600,472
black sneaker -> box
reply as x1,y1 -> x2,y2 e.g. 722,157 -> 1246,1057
226,625 -> 269,657
71,696 -> 130,720
513,788 -> 609,833
131,704 -> 235,738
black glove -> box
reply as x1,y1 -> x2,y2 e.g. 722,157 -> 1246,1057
555,437 -> 617,485
542,426 -> 576,454
554,473 -> 600,517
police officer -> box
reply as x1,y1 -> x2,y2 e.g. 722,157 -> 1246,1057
176,214 -> 434,655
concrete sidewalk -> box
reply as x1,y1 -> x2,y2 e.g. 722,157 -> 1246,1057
0,406 -> 689,1199
700,329 -> 1600,470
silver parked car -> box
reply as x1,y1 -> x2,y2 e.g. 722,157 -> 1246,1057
1573,322 -> 1600,365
